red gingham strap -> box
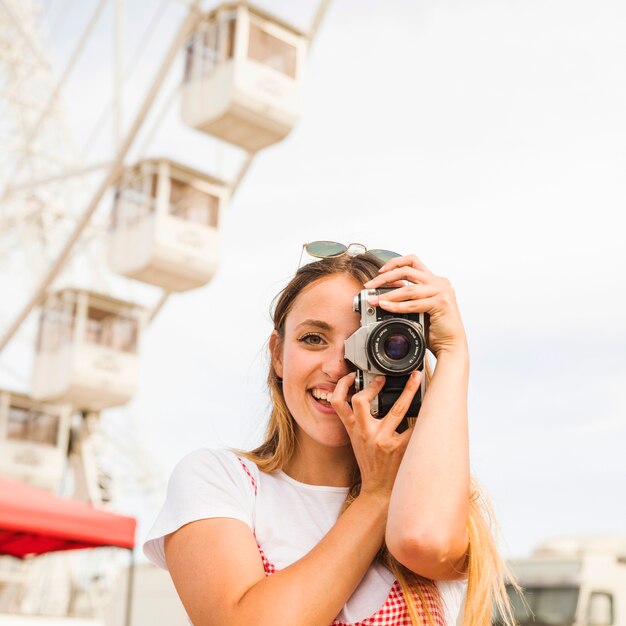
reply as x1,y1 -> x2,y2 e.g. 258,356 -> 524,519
235,456 -> 444,625
330,579 -> 444,626
257,544 -> 276,575
257,554 -> 444,625
237,456 -> 257,496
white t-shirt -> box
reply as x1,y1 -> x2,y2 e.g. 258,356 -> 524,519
144,448 -> 466,625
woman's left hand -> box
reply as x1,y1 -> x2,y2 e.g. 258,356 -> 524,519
363,254 -> 467,358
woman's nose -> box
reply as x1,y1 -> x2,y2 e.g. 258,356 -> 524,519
322,346 -> 351,380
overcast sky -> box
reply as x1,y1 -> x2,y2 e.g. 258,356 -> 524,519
2,0 -> 625,558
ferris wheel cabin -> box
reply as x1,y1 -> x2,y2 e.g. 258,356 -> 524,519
181,2 -> 306,152
32,289 -> 144,410
108,158 -> 228,291
0,390 -> 71,492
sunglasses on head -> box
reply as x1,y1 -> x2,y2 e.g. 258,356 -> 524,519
299,241 -> 400,267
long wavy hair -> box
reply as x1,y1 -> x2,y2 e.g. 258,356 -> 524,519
241,254 -> 516,626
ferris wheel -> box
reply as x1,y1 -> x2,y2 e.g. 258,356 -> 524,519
0,0 -> 331,621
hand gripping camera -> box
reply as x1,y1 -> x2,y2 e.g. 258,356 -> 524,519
344,288 -> 428,432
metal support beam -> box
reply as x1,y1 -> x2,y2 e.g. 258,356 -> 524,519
0,0 -> 51,73
3,161 -> 114,195
0,0 -> 109,199
0,5 -> 201,354
307,0 -> 332,43
114,0 -> 125,150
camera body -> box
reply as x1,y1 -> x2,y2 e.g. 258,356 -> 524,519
344,288 -> 428,432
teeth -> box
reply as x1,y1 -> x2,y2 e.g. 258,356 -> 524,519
311,388 -> 333,402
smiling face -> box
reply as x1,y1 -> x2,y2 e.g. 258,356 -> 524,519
271,273 -> 362,450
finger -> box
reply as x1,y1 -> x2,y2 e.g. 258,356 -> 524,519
375,295 -> 438,315
330,372 -> 356,423
350,375 -> 386,429
363,267 -> 431,289
379,254 -> 431,274
367,283 -> 437,306
380,370 -> 423,435
364,266 -> 431,288
381,280 -> 407,288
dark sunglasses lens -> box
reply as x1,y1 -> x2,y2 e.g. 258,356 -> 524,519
367,249 -> 401,263
305,241 -> 348,258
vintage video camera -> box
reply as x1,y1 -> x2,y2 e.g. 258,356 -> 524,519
344,288 -> 428,432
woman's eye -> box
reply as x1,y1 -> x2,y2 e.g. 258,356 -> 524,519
300,333 -> 325,346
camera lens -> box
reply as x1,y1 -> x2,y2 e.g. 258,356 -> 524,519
384,333 -> 410,360
366,319 -> 426,375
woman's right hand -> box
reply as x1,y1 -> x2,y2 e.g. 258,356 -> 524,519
331,369 -> 423,502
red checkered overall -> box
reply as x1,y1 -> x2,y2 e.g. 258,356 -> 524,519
238,458 -> 446,626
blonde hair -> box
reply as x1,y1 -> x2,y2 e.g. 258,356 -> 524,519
242,255 -> 516,626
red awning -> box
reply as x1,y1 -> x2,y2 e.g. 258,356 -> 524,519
0,476 -> 136,558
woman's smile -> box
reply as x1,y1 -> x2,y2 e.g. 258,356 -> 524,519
309,385 -> 336,412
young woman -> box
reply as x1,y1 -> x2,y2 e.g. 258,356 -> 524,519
144,247 -> 513,626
